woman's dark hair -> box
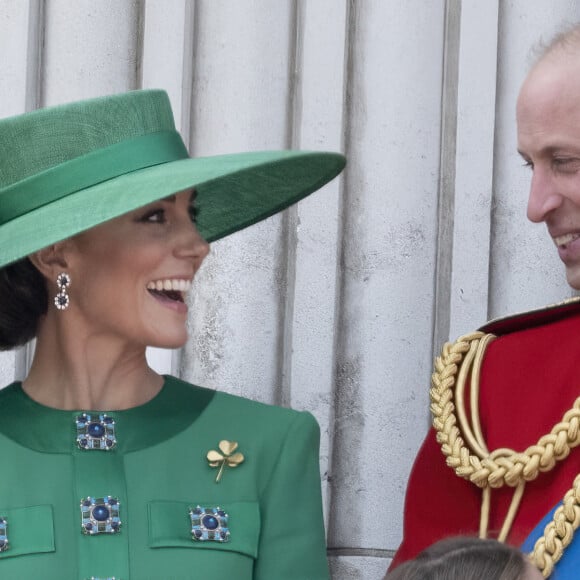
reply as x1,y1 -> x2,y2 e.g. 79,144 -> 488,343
0,258 -> 48,349
384,537 -> 534,580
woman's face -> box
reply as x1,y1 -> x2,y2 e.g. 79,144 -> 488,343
63,190 -> 209,349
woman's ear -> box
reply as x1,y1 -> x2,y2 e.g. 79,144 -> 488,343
28,243 -> 70,280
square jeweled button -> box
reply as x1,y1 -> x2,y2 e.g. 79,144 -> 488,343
76,413 -> 117,450
0,517 -> 8,552
81,496 -> 121,535
189,505 -> 229,542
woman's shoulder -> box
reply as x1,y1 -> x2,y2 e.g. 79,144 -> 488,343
0,382 -> 22,403
164,375 -> 319,433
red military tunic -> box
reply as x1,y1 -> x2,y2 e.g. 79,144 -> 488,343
393,298 -> 580,568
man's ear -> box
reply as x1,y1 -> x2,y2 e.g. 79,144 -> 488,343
28,243 -> 70,280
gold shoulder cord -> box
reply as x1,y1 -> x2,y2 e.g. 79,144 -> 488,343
430,331 -> 580,578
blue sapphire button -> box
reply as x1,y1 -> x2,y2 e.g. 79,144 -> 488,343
87,422 -> 105,438
202,515 -> 219,530
92,505 -> 110,521
76,413 -> 117,451
81,496 -> 121,535
189,505 -> 229,542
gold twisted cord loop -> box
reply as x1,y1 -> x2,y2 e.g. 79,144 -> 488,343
430,330 -> 580,577
430,333 -> 580,488
454,337 -> 489,458
430,332 -> 485,477
470,333 -> 496,451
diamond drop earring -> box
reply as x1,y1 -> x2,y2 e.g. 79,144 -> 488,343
54,272 -> 71,311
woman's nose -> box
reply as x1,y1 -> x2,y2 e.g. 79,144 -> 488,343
526,168 -> 562,223
174,221 -> 210,264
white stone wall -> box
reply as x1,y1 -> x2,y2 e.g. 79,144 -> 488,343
1,1 -> 579,577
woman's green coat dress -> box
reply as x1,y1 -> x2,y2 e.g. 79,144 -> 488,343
0,375 -> 330,579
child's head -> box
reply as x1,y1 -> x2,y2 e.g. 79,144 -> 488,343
385,537 -> 543,580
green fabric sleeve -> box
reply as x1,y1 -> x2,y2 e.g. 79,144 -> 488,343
253,411 -> 330,579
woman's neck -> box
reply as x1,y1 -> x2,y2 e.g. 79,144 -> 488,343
22,323 -> 164,410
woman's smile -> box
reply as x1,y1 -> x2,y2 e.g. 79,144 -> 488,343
146,277 -> 193,314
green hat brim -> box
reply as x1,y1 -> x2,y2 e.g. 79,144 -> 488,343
0,150 -> 345,268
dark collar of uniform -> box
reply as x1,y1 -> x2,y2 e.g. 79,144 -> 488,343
0,375 -> 215,453
479,296 -> 580,336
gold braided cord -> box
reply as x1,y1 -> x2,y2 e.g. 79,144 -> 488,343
531,474 -> 580,578
430,331 -> 580,577
432,332 -> 526,541
430,332 -> 580,489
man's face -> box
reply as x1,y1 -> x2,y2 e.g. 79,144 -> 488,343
517,51 -> 580,289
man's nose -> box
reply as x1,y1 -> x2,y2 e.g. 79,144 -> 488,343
526,168 -> 562,223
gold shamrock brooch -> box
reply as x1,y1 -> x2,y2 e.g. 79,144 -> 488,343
207,440 -> 245,483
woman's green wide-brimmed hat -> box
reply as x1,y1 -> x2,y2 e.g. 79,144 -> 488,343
0,90 -> 345,268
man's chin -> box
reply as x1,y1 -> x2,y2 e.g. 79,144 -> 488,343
565,268 -> 580,290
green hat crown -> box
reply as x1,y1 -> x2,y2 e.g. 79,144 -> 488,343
0,90 -> 345,268
0,90 -> 178,188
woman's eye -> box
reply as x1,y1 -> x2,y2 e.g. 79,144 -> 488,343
141,209 -> 166,223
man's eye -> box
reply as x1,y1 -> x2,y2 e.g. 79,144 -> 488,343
553,157 -> 580,170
